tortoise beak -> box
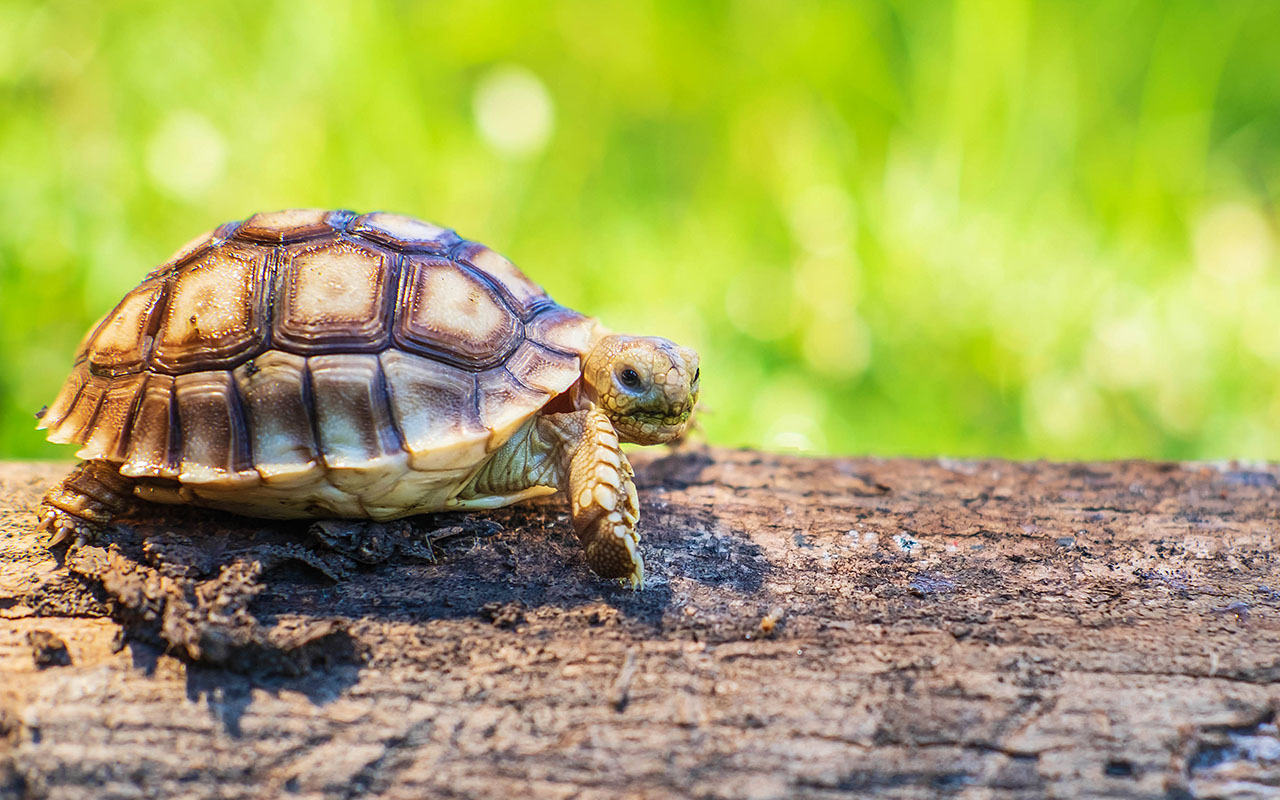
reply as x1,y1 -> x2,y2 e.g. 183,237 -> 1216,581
671,346 -> 699,409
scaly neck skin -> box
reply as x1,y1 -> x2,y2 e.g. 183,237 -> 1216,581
459,416 -> 561,500
459,404 -> 612,501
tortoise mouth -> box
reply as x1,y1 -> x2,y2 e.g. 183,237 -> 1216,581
614,399 -> 695,445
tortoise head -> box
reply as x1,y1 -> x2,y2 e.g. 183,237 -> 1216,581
581,334 -> 700,445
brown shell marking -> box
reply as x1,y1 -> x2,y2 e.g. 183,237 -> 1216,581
307,354 -> 408,496
39,366 -> 88,440
78,373 -> 147,462
378,350 -> 488,471
80,280 -> 166,376
525,306 -> 598,356
233,351 -> 322,487
273,237 -> 393,353
504,341 -> 582,395
174,371 -> 258,487
44,371 -> 106,447
152,246 -> 270,373
477,367 -> 551,449
45,210 -> 601,487
351,212 -> 457,253
394,255 -> 522,368
121,374 -> 179,479
453,241 -> 552,318
237,209 -> 336,244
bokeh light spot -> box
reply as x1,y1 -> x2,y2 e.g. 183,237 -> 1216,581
754,378 -> 827,454
1024,373 -> 1104,446
144,111 -> 227,201
1193,202 -> 1273,284
802,313 -> 871,379
473,64 -> 555,157
725,271 -> 795,340
1084,310 -> 1160,390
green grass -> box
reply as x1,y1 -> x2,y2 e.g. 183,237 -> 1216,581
2,0 -> 1279,461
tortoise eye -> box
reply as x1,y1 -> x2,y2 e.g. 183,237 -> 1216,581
619,368 -> 641,388
693,368 -> 700,383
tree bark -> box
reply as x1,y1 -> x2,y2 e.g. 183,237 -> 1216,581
1,450 -> 1278,799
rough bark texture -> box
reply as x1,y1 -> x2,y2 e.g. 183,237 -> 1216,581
1,449 -> 1278,800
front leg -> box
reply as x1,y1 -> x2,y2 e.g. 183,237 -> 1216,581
462,409 -> 644,587
548,410 -> 643,588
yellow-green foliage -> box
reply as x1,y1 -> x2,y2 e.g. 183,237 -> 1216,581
2,1 -> 1279,460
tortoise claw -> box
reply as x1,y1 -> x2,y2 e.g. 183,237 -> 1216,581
36,505 -> 99,549
46,526 -> 74,548
621,567 -> 643,591
580,510 -> 645,589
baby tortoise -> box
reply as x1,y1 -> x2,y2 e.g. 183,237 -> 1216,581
36,210 -> 700,588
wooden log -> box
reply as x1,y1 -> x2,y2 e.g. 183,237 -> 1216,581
1,450 -> 1278,799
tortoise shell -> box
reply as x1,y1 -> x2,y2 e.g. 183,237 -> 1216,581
39,209 -> 598,509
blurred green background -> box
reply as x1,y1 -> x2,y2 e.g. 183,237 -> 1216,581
2,0 -> 1279,461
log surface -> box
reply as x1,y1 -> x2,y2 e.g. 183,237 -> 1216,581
1,451 -> 1278,799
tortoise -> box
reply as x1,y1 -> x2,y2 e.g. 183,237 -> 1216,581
35,209 -> 700,588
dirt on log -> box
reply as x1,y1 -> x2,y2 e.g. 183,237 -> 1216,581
1,449 -> 1278,799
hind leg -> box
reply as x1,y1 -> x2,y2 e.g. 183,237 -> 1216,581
37,460 -> 136,546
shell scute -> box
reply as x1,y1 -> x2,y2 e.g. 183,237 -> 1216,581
477,367 -> 549,451
307,354 -> 408,497
273,237 -> 393,354
233,351 -> 322,486
152,246 -> 270,373
379,350 -> 488,471
173,371 -> 258,487
394,254 -> 522,369
46,372 -> 107,445
39,365 -> 87,435
76,373 -> 146,462
120,373 -> 179,479
352,212 -> 458,253
236,208 -> 340,244
453,241 -> 552,318
525,305 -> 598,356
83,278 -> 167,376
505,340 -> 581,395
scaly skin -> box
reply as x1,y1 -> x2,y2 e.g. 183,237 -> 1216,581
548,409 -> 642,586
569,417 -> 642,586
580,335 -> 700,445
36,460 -> 135,546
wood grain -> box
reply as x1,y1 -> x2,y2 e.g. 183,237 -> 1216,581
2,450 -> 1278,799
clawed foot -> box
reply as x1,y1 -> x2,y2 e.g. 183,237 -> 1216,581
574,446 -> 644,589
35,460 -> 134,549
581,514 -> 644,589
35,505 -> 102,548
